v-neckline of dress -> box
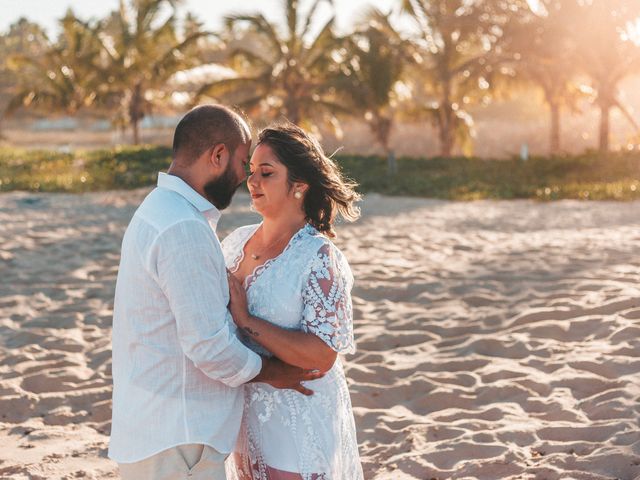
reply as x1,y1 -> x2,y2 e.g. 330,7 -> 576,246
232,223 -> 312,291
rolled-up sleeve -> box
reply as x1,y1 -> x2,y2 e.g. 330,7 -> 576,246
153,219 -> 262,387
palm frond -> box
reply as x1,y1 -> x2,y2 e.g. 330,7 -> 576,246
226,46 -> 273,69
151,30 -> 213,77
196,75 -> 270,100
225,14 -> 283,55
300,0 -> 326,40
304,16 -> 337,69
285,0 -> 298,44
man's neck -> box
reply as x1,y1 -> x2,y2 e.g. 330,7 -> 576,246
166,166 -> 206,200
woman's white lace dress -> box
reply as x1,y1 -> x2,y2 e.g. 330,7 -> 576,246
221,223 -> 363,480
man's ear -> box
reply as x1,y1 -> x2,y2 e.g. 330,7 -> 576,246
209,144 -> 228,169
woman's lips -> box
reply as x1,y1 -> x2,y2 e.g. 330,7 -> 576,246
250,193 -> 263,199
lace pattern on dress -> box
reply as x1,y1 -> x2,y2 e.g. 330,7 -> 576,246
223,224 -> 261,274
244,226 -> 309,291
301,243 -> 355,354
221,223 -> 363,480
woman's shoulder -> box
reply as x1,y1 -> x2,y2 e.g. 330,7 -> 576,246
221,223 -> 260,249
224,223 -> 260,240
299,224 -> 350,270
299,224 -> 333,252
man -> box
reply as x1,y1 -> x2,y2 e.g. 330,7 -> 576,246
108,105 -> 322,479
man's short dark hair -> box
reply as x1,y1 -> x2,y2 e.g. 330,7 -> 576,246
172,104 -> 250,163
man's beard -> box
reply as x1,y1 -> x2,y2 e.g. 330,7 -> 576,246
203,163 -> 241,210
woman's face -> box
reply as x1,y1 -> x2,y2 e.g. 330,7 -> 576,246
247,143 -> 304,217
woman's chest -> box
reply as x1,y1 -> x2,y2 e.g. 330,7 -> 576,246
233,257 -> 262,283
245,262 -> 305,329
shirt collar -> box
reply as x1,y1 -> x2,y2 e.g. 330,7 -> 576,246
157,172 -> 221,229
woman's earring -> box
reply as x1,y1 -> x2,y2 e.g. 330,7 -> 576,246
294,191 -> 302,199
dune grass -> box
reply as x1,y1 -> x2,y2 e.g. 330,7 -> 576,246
1,146 -> 640,200
339,153 -> 640,200
0,146 -> 171,193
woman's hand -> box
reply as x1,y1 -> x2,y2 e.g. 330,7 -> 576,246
227,270 -> 250,327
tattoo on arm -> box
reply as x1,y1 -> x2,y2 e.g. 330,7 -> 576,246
244,326 -> 260,337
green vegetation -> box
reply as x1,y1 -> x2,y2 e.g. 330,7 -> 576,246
2,146 -> 640,200
339,153 -> 640,200
0,146 -> 171,193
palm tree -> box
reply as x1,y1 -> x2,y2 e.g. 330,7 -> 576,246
6,11 -> 105,120
343,10 -> 412,173
7,2 -> 207,145
0,18 -> 50,138
504,0 -> 584,154
568,0 -> 640,152
400,0 -> 531,157
94,0 -> 208,144
197,0 -> 350,131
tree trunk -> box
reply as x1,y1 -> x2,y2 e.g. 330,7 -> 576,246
439,112 -> 454,157
132,118 -> 140,145
440,123 -> 453,158
599,102 -> 611,153
375,117 -> 395,175
549,101 -> 561,155
439,80 -> 454,158
386,149 -> 397,175
129,84 -> 143,145
0,102 -> 7,141
285,91 -> 301,125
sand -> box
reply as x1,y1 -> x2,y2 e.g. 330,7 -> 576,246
1,190 -> 639,479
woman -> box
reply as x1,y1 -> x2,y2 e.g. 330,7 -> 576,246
221,123 -> 364,480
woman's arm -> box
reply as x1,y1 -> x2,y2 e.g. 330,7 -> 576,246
227,272 -> 337,372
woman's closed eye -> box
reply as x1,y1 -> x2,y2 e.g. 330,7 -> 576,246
249,171 -> 273,177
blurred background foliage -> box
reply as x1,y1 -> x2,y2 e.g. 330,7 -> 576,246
1,0 -> 640,198
3,146 -> 640,201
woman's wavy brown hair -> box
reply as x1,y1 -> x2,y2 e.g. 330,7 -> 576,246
257,123 -> 361,237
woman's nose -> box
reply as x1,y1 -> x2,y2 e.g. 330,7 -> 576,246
247,173 -> 258,189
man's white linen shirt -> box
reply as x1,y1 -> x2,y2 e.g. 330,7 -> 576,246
109,172 -> 262,463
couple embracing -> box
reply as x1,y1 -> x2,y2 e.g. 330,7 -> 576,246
108,105 -> 364,480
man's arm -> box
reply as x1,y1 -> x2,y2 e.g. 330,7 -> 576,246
154,220 -> 323,393
252,356 -> 324,396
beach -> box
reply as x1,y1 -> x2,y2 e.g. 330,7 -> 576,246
1,190 -> 639,479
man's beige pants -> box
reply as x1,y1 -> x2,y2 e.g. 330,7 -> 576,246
118,443 -> 228,480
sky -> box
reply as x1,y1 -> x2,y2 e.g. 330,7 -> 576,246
0,0 -> 398,37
